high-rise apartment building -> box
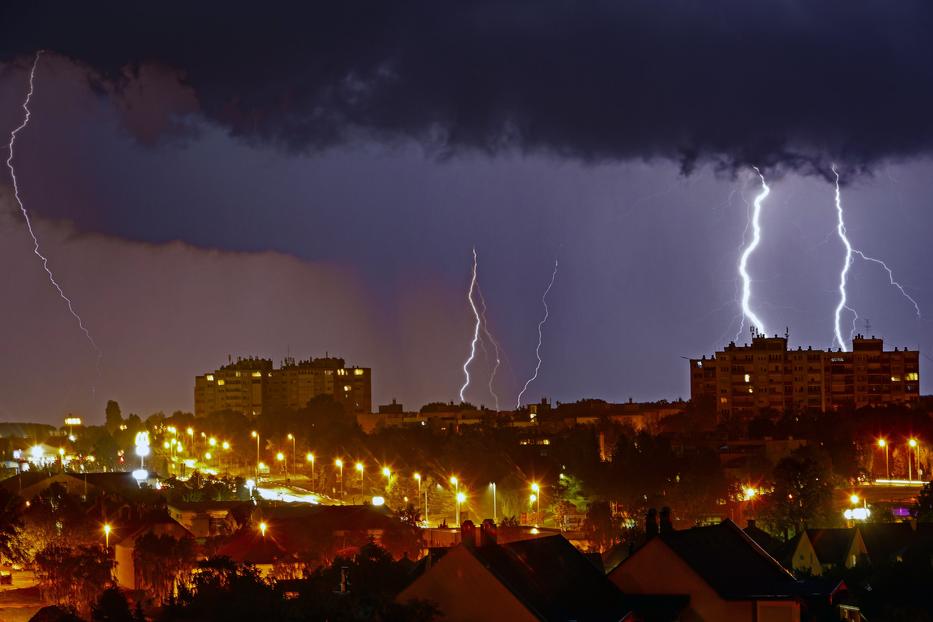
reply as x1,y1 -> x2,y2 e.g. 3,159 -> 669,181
690,334 -> 919,418
195,355 -> 372,417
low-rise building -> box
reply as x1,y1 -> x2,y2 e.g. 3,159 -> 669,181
610,519 -> 801,622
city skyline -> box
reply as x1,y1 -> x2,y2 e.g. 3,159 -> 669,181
2,4 -> 933,424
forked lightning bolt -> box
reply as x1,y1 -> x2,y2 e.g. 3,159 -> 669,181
7,51 -> 101,361
735,168 -> 770,340
476,287 -> 502,411
832,165 -> 855,350
831,164 -> 921,351
459,248 -> 481,403
517,259 -> 558,408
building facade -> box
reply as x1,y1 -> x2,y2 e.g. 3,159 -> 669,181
195,355 -> 371,416
690,335 -> 919,418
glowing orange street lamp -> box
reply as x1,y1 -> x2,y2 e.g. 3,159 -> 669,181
259,521 -> 267,537
877,438 -> 890,480
103,523 -> 112,548
335,459 -> 344,495
909,438 -> 919,480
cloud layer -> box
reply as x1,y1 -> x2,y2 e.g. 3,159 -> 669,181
4,1 -> 933,178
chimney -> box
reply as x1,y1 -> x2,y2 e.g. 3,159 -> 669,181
461,520 -> 476,548
646,508 -> 658,539
659,507 -> 673,535
480,519 -> 498,547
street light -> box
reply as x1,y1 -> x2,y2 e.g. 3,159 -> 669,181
489,482 -> 497,522
335,459 -> 344,495
306,452 -> 315,484
355,462 -> 365,492
287,434 -> 296,473
276,452 -> 287,479
103,523 -> 112,548
909,438 -> 919,480
251,431 -> 260,478
456,491 -> 466,526
259,521 -> 267,537
530,482 -> 541,526
877,438 -> 890,480
850,494 -> 860,505
414,473 -> 423,518
382,466 -> 391,481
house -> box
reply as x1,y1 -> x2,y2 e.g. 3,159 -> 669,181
857,522 -> 916,566
785,528 -> 866,575
216,525 -> 299,578
610,519 -> 801,622
399,520 -> 631,622
167,500 -> 249,537
113,514 -> 193,589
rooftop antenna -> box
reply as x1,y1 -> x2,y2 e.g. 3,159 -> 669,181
785,326 -> 789,340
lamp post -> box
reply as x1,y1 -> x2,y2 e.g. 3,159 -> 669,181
335,459 -> 344,495
456,491 -> 466,526
251,431 -> 260,478
276,451 -> 287,479
381,466 -> 391,490
490,482 -> 497,522
909,438 -> 918,480
355,462 -> 365,493
306,452 -> 315,486
103,523 -> 111,548
877,438 -> 890,480
287,434 -> 296,473
530,482 -> 541,526
414,473 -> 422,516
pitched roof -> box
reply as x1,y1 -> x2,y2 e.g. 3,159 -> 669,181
743,521 -> 781,556
467,535 -> 630,622
858,523 -> 915,564
656,519 -> 798,600
805,528 -> 854,566
217,527 -> 291,565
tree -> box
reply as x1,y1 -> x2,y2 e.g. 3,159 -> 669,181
760,446 -> 836,538
582,501 -> 617,552
104,401 -> 122,434
91,587 -> 141,622
914,480 -> 933,521
34,544 -> 115,617
0,488 -> 23,564
133,533 -> 197,604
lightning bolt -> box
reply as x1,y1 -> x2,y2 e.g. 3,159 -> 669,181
516,259 -> 558,409
475,286 -> 502,411
459,248 -> 481,403
6,51 -> 101,364
736,168 -> 770,340
831,164 -> 920,351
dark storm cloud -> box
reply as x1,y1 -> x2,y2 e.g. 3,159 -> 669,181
3,1 -> 933,178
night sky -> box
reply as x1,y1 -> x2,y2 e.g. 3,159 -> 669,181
2,2 -> 933,423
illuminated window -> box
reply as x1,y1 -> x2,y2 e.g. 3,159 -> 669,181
206,374 -> 215,382
235,371 -> 241,377
907,372 -> 919,381
747,387 -> 753,394
719,397 -> 728,404
343,385 -> 351,392
696,361 -> 703,368
891,375 -> 902,382
744,374 -> 751,383
354,369 -> 365,376
252,371 -> 262,378
338,369 -> 347,376
217,379 -> 225,386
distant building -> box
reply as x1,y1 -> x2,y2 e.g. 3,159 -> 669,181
690,334 -> 919,418
194,355 -> 371,416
